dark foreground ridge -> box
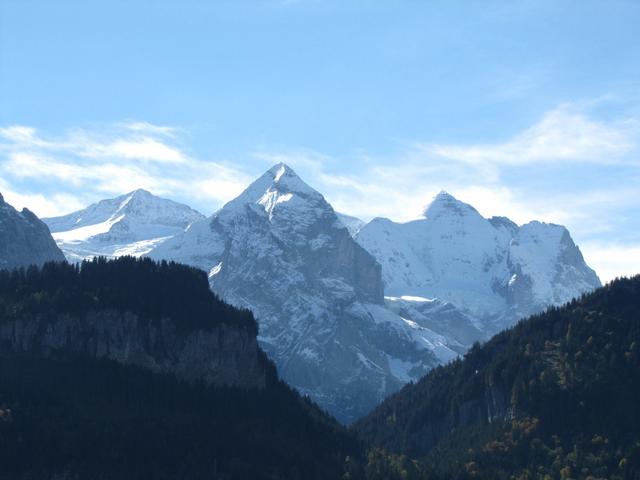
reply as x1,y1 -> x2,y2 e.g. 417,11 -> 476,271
353,275 -> 640,479
0,257 -> 358,480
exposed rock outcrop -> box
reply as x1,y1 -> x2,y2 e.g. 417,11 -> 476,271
0,193 -> 65,270
0,310 -> 266,389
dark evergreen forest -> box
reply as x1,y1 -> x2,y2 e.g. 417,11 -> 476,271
0,257 -> 359,480
353,275 -> 640,480
0,256 -> 256,332
1,258 -> 639,479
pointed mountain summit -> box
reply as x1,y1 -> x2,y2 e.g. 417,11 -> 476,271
217,163 -> 331,230
0,193 -> 65,270
422,190 -> 482,219
222,163 -> 316,211
149,164 -> 454,422
44,190 -> 204,262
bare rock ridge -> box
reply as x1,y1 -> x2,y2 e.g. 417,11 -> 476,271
0,192 -> 65,270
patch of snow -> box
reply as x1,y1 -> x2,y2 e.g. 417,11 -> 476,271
208,261 -> 223,278
52,215 -> 124,243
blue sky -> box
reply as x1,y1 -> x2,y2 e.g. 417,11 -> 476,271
0,0 -> 639,281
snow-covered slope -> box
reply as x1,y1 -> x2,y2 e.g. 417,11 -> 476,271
0,192 -> 65,270
44,189 -> 205,262
356,191 -> 601,333
150,164 -> 454,422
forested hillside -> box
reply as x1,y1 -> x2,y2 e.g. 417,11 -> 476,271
0,257 -> 359,480
354,276 -> 640,480
0,256 -> 256,332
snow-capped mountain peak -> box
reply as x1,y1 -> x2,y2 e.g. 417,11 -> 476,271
356,196 -> 601,334
268,162 -> 313,192
44,190 -> 205,262
423,190 -> 482,220
215,163 -> 337,247
148,163 -> 450,422
220,163 -> 322,219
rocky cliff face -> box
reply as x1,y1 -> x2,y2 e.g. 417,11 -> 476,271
0,192 -> 65,270
0,310 -> 266,389
150,163 -> 446,422
405,381 -> 513,456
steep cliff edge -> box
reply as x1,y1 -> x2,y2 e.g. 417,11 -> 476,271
149,163 -> 443,422
0,256 -> 266,389
0,192 -> 65,270
0,310 -> 265,389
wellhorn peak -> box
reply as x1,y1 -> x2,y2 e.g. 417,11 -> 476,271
422,190 -> 481,219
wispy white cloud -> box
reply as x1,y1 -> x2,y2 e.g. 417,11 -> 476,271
580,243 -> 640,283
93,138 -> 187,163
0,124 -> 187,163
118,121 -> 179,137
0,122 -> 251,216
420,105 -> 638,167
0,178 -> 87,218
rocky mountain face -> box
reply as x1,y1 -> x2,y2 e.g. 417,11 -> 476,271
355,191 -> 601,334
150,164 -> 451,422
0,192 -> 65,270
43,189 -> 204,262
0,310 -> 265,388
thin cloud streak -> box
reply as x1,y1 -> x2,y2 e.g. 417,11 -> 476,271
0,122 -> 252,216
420,105 -> 638,167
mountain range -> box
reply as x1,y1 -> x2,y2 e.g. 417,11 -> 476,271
356,190 -> 601,335
0,164 -> 600,421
